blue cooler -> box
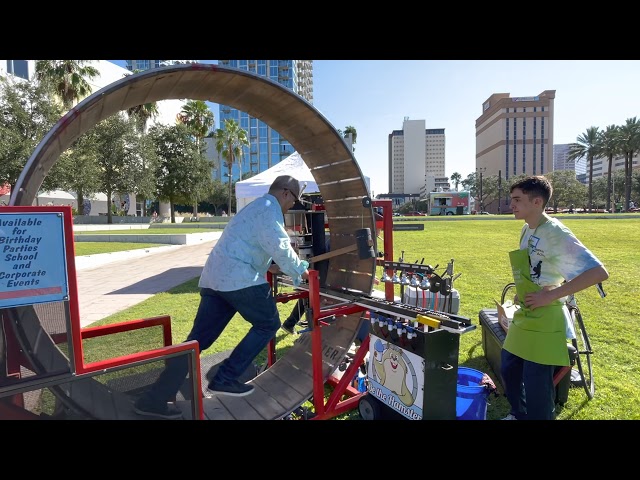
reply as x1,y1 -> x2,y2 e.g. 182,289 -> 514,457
456,367 -> 491,420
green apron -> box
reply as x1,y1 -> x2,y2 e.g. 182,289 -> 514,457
503,246 -> 570,366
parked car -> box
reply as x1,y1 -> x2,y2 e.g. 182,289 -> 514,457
405,211 -> 426,216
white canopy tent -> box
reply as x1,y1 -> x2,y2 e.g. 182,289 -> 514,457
235,151 -> 370,211
1,189 -> 77,208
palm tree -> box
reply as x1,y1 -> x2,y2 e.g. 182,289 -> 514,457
568,127 -> 601,212
34,60 -> 100,211
618,117 -> 640,211
450,172 -> 462,191
598,125 -> 623,212
124,70 -> 159,134
177,100 -> 215,217
343,125 -> 357,152
177,100 -> 215,140
34,60 -> 99,109
214,119 -> 250,214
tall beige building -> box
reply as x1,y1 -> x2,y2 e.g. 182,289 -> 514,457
476,90 -> 555,180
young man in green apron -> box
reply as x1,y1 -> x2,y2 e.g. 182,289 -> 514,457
501,176 -> 608,420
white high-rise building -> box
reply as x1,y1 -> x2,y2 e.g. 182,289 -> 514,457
388,118 -> 445,195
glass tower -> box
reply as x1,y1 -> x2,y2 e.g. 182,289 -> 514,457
217,60 -> 314,182
124,60 -> 197,71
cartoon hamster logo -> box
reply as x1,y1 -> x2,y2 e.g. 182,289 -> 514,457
372,340 -> 414,406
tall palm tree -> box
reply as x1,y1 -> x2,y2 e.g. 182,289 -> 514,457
34,60 -> 100,109
450,172 -> 462,191
618,117 -> 640,211
34,60 -> 100,211
214,119 -> 250,214
177,100 -> 215,217
598,125 -> 622,212
568,127 -> 601,212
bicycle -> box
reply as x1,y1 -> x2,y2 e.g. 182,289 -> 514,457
500,282 -> 605,400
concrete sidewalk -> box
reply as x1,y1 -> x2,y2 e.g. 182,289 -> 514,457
75,234 -> 221,327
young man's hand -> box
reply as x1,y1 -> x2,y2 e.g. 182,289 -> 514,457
524,286 -> 554,310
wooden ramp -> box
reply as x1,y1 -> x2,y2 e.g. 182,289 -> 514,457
3,63 -> 376,420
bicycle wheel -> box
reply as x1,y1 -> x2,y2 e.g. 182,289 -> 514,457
501,283 -> 516,305
570,306 -> 594,399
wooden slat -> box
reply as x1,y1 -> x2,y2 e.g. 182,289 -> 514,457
326,198 -> 373,218
328,252 -> 377,272
243,380 -> 291,419
215,394 -> 264,420
269,360 -> 314,397
318,179 -> 366,200
201,396 -> 234,420
251,370 -> 306,413
312,162 -> 363,185
326,217 -> 376,234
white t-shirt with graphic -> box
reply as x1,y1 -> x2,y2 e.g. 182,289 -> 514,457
519,215 -> 603,339
520,216 -> 603,289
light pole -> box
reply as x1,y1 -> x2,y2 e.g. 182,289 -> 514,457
498,169 -> 502,214
476,167 -> 486,213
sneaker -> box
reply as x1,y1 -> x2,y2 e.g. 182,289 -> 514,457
207,379 -> 255,397
281,323 -> 295,335
133,397 -> 183,420
501,413 -> 517,420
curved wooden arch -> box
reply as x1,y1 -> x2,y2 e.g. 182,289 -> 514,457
6,64 -> 376,419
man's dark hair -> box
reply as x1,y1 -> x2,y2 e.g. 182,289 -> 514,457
510,175 -> 553,205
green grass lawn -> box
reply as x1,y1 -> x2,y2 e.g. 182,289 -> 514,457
74,242 -> 166,255
75,227 -> 220,235
85,217 -> 640,420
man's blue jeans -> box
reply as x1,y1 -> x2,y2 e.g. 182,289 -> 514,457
144,284 -> 280,404
501,348 -> 556,420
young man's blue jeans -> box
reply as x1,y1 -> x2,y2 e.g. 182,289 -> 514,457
142,284 -> 280,405
501,349 -> 556,420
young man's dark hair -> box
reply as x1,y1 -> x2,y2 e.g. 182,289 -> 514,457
510,175 -> 553,206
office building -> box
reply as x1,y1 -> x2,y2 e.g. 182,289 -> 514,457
475,91 -> 555,212
216,60 -> 314,182
1,60 -> 32,80
388,118 -> 445,198
476,90 -> 555,179
554,143 -> 638,185
553,143 -> 586,175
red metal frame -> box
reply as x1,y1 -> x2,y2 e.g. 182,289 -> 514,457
265,200 -> 397,419
0,206 -> 205,420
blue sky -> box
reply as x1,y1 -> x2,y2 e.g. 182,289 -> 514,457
108,60 -> 640,197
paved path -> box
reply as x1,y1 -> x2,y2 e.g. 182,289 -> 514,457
75,235 -> 221,327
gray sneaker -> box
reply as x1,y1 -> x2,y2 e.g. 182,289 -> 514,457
207,379 -> 255,397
